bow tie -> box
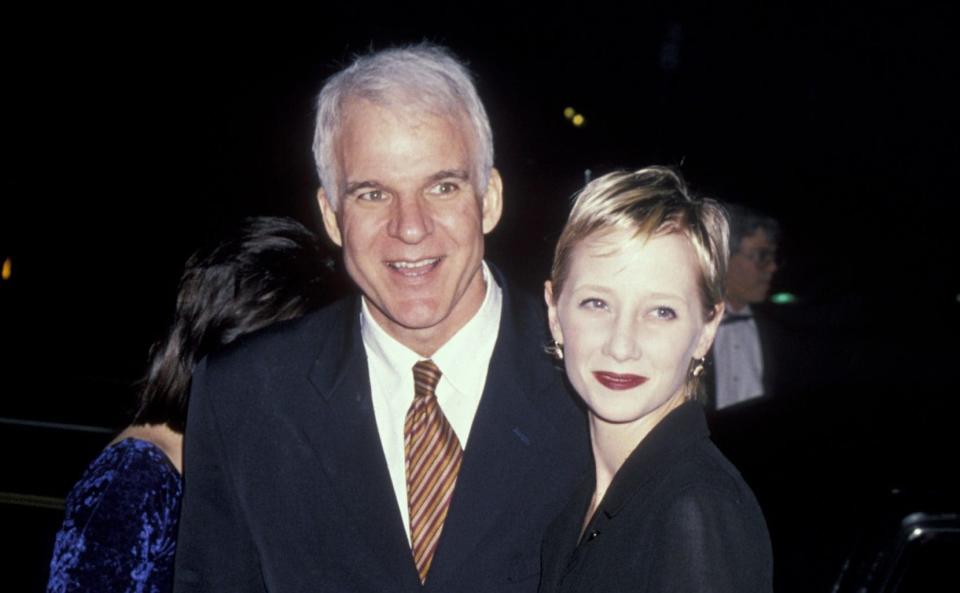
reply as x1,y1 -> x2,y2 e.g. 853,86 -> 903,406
721,313 -> 753,325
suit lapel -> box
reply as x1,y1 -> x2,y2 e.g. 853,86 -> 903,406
299,299 -> 421,587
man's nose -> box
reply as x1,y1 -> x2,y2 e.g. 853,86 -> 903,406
387,195 -> 433,244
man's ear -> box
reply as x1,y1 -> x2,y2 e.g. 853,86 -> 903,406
481,168 -> 504,235
317,188 -> 343,247
544,280 -> 564,345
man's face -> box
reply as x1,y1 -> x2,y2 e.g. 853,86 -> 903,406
318,99 -> 502,355
726,228 -> 778,310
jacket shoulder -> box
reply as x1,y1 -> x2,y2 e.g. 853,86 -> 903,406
206,297 -> 357,373
668,439 -> 758,500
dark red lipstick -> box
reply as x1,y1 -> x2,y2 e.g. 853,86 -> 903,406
592,371 -> 648,390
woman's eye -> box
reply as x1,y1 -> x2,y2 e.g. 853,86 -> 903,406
578,298 -> 608,311
651,306 -> 677,320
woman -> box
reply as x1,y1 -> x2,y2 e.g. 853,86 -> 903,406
47,217 -> 330,593
539,167 -> 773,592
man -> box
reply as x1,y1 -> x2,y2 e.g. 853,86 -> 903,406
707,203 -> 781,410
174,44 -> 589,593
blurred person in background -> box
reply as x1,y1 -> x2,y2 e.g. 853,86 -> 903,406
706,203 -> 782,410
46,217 -> 328,593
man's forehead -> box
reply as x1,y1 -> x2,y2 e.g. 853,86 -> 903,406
341,96 -> 466,130
336,101 -> 474,176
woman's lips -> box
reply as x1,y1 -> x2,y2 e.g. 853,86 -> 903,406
592,371 -> 648,390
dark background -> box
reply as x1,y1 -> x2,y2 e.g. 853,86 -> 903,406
2,3 -> 958,590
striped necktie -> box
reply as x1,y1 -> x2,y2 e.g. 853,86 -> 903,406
405,359 -> 463,584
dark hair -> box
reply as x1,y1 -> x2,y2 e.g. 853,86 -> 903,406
723,203 -> 781,254
132,217 -> 329,433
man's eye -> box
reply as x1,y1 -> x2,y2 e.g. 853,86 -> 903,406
579,298 -> 608,311
429,182 -> 459,195
358,190 -> 385,202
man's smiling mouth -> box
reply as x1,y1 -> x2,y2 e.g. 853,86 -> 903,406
387,257 -> 442,273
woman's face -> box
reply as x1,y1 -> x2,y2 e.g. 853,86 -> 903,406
545,229 -> 721,429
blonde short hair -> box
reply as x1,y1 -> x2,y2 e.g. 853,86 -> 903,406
551,166 -> 728,312
549,166 -> 730,400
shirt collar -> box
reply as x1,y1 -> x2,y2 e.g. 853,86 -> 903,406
360,304 -> 417,397
432,262 -> 502,394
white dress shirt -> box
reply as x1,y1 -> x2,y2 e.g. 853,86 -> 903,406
713,304 -> 765,410
360,262 -> 503,545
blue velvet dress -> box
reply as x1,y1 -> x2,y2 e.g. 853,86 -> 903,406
47,438 -> 182,593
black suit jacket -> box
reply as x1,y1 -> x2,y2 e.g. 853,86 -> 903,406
539,402 -> 773,593
174,275 -> 590,593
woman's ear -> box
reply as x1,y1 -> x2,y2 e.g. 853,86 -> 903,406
544,280 -> 564,345
694,302 -> 724,358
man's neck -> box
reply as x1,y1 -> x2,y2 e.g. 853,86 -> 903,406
726,299 -> 749,313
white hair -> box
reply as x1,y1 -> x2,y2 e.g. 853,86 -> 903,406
312,43 -> 494,208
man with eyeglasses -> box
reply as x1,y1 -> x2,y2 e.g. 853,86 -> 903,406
708,203 -> 782,410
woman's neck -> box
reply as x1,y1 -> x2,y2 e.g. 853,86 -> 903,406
587,396 -> 685,516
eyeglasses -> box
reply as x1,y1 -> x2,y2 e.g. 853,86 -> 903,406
736,248 -> 780,267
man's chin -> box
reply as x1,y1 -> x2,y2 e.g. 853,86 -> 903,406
374,300 -> 449,331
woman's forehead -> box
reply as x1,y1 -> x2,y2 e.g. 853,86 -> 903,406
568,230 -> 701,290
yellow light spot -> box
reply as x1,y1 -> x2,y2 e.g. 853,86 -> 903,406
2,257 -> 11,280
572,114 -> 585,127
563,107 -> 576,119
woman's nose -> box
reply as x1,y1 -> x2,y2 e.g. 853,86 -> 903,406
603,316 -> 641,362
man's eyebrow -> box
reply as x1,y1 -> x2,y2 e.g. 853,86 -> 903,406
343,180 -> 381,194
426,169 -> 470,184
